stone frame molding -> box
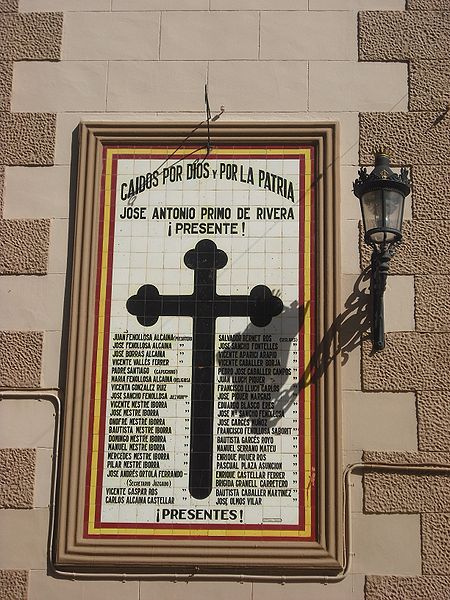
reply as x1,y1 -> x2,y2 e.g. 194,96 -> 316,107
55,122 -> 342,574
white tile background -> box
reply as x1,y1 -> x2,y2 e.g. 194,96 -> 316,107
102,155 -> 304,527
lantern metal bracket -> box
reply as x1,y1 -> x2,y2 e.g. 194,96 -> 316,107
353,153 -> 411,352
369,243 -> 396,351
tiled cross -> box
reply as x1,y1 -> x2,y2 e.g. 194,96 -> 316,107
127,239 -> 283,499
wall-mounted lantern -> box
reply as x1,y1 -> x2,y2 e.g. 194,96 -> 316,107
353,153 -> 411,351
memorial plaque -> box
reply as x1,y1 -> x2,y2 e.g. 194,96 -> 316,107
56,123 -> 342,574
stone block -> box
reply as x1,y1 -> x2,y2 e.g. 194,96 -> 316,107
108,61 -> 207,112
12,62 -> 107,113
0,570 -> 27,600
341,218 -> 360,274
359,11 -> 450,61
0,219 -> 49,274
363,450 -> 450,464
0,398 -> 54,448
342,345 -> 362,392
140,581 -> 251,600
311,0 -> 404,7
415,276 -> 450,332
366,576 -> 450,600
113,0 -> 207,9
418,391 -> 450,451
47,218 -> 68,275
352,514 -> 421,574
364,472 -> 450,513
0,0 -> 17,11
0,274 -> 65,330
359,112 -> 450,166
161,12 -> 258,60
211,0 -> 306,8
0,61 -> 12,111
4,166 -> 70,219
41,330 -> 62,389
410,60 -> 450,111
29,571 -> 140,600
34,448 -> 52,508
384,276 -> 415,331
0,12 -> 62,61
260,11 -> 357,61
63,12 -> 159,60
402,221 -> 450,275
309,62 -> 407,112
344,391 -> 417,452
362,332 -> 450,391
0,332 -> 43,388
251,577 -> 364,600
422,513 -> 450,574
20,0 -> 110,9
0,448 -> 35,508
0,509 -> 48,569
360,221 -> 450,276
412,165 -> 450,220
407,0 -> 449,9
207,61 -> 308,112
0,165 -> 4,215
0,113 -> 56,166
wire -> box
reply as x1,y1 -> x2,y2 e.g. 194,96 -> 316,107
205,83 -> 212,156
149,84 -> 222,179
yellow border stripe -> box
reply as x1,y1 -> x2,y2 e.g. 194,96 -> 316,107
88,147 -> 313,538
101,148 -> 308,156
301,149 -> 312,537
88,149 -> 113,530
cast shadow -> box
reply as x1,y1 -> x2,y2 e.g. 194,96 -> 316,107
216,271 -> 370,432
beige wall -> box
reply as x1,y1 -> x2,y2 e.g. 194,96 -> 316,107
0,0 -> 449,598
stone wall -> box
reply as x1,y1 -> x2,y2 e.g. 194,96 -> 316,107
359,1 -> 450,598
0,0 -> 448,598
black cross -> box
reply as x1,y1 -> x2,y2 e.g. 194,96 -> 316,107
126,239 -> 283,499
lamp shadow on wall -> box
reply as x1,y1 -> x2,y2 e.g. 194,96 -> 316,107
306,268 -> 371,380
216,270 -> 370,430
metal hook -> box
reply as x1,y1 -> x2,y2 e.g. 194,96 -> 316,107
204,83 -> 212,156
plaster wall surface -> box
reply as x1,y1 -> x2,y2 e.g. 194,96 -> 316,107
1,0 -> 448,598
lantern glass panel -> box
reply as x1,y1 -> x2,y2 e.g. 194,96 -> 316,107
361,189 -> 382,230
361,188 -> 404,244
384,188 -> 404,232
